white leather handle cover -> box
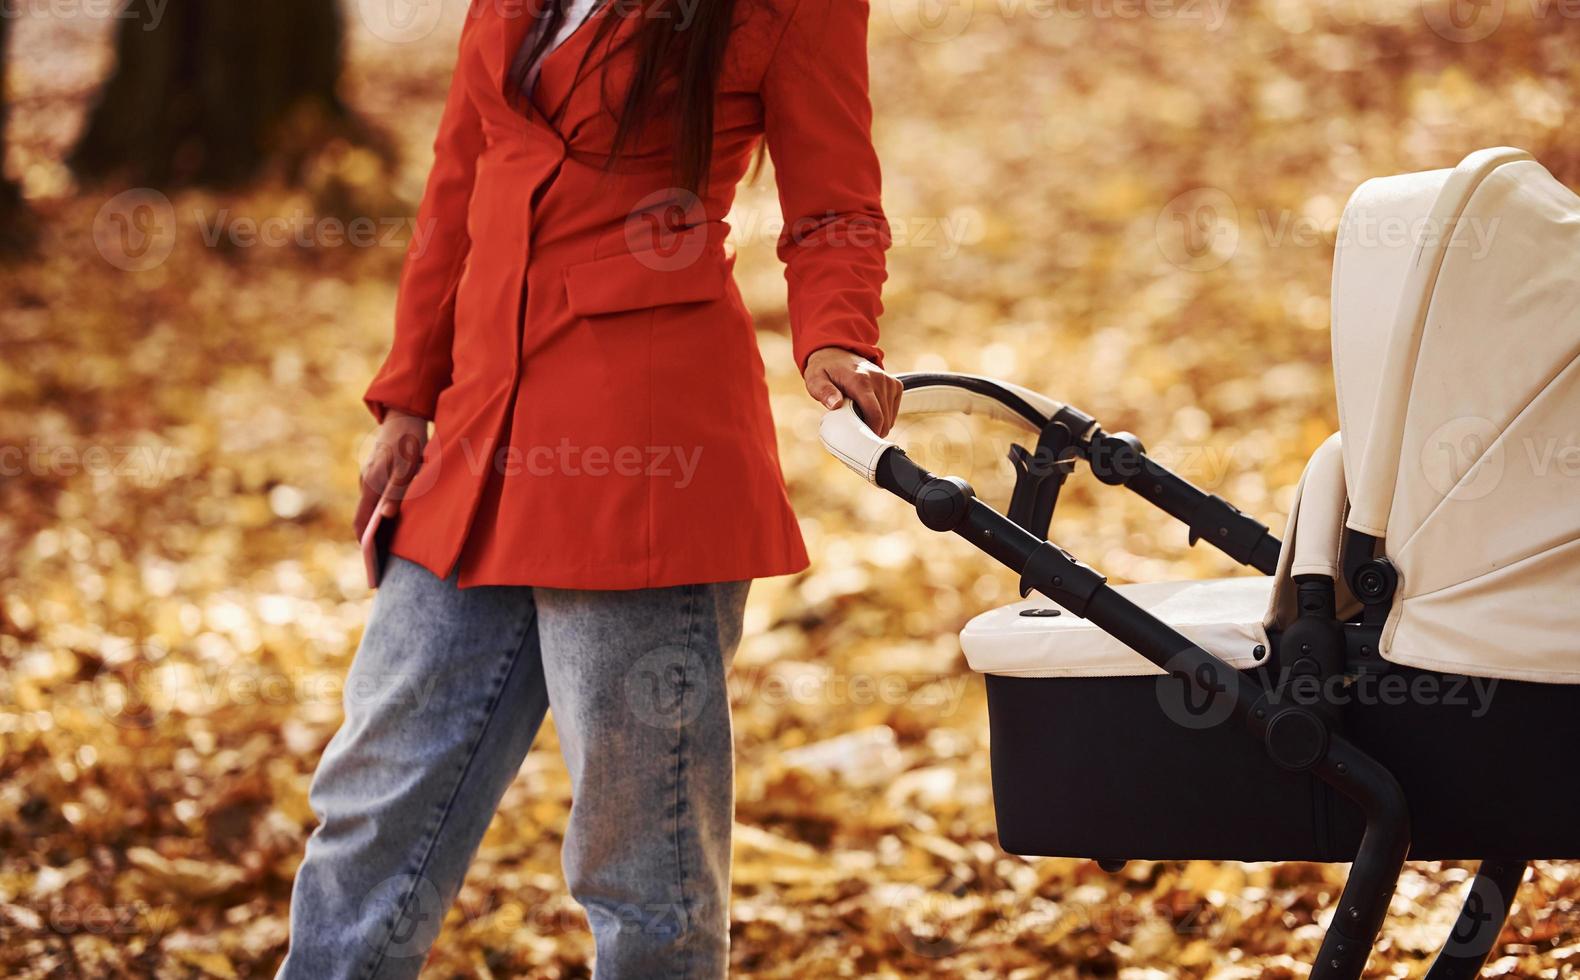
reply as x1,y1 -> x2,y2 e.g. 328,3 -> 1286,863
894,375 -> 1061,433
819,402 -> 894,484
817,374 -> 1068,484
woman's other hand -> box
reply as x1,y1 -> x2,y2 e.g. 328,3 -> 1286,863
354,409 -> 429,539
802,347 -> 903,437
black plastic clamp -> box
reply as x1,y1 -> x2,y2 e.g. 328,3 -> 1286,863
1006,417 -> 1080,537
1187,494 -> 1277,567
1249,694 -> 1331,772
1018,540 -> 1107,616
1351,557 -> 1399,605
914,476 -> 976,532
1086,431 -> 1148,486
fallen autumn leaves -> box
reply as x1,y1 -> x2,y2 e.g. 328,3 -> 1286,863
4,0 -> 1580,976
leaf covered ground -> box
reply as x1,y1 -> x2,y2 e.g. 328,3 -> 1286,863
3,0 -> 1580,976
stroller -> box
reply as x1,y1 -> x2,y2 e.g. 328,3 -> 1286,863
820,147 -> 1580,978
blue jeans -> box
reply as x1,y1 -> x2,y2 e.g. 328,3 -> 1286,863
279,557 -> 749,979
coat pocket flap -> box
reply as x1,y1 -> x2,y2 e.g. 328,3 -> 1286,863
563,248 -> 728,317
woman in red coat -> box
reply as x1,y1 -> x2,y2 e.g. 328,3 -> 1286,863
279,0 -> 900,975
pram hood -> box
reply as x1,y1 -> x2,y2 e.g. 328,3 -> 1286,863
1333,147 -> 1580,682
954,147 -> 1580,684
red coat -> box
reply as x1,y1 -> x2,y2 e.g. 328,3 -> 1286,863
365,0 -> 889,589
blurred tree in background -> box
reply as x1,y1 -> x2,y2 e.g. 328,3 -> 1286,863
68,0 -> 372,188
0,12 -> 36,255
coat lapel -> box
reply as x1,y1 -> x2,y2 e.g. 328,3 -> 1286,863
492,0 -> 543,113
532,2 -> 634,139
483,0 -> 644,143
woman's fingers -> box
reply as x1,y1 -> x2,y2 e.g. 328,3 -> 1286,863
802,350 -> 905,436
820,366 -> 884,433
354,417 -> 430,538
852,371 -> 901,436
381,430 -> 426,514
353,483 -> 382,539
877,372 -> 903,435
849,381 -> 887,435
805,368 -> 844,410
354,450 -> 389,538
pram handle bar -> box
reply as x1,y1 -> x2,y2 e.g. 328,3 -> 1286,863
819,373 -> 1061,479
818,375 -> 1059,482
820,373 -> 1282,574
826,404 -> 1410,980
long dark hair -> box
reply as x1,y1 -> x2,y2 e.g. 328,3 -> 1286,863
509,0 -> 741,194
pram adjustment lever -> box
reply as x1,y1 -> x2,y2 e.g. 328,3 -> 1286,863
1084,424 -> 1281,574
821,376 -> 1285,573
1042,403 -> 1283,574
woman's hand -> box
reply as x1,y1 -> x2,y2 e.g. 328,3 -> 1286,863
354,409 -> 429,539
802,347 -> 903,437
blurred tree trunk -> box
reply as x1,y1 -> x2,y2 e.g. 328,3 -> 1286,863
70,0 -> 365,188
1,11 -> 36,255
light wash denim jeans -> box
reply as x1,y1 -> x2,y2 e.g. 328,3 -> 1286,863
278,557 -> 749,979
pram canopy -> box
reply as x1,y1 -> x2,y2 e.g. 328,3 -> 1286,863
1334,147 -> 1580,683
954,147 -> 1580,685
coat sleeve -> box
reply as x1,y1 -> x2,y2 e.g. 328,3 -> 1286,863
760,0 -> 891,372
363,13 -> 486,422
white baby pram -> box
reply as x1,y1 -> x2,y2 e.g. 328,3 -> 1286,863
820,147 -> 1580,978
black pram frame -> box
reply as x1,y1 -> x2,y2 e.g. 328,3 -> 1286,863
846,371 -> 1579,980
